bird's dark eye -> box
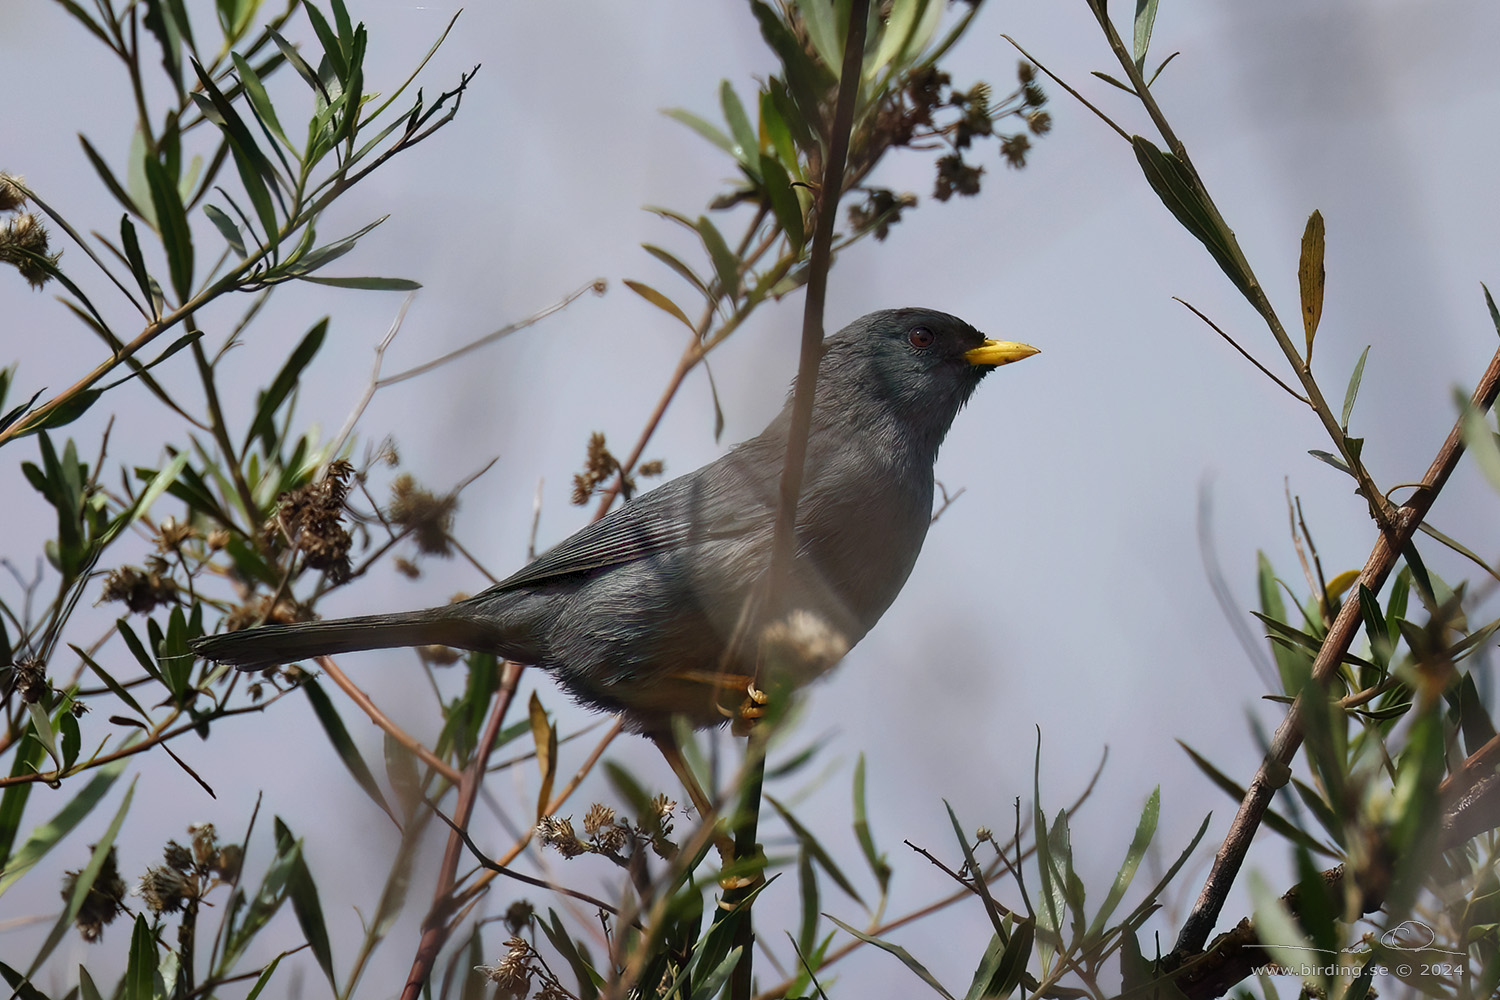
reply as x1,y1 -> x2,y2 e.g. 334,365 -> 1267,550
907,326 -> 935,349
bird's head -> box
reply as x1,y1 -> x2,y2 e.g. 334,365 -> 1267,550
819,308 -> 1038,446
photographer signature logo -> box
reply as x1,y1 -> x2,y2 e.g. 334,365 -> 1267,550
1265,919 -> 1465,958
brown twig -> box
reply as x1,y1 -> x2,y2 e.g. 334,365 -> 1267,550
315,654 -> 462,785
401,659 -> 523,999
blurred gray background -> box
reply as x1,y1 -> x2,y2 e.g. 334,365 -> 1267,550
5,0 -> 1500,994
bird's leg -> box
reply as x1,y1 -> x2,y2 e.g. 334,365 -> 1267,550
649,732 -> 742,879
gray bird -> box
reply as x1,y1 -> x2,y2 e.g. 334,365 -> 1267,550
191,308 -> 1036,735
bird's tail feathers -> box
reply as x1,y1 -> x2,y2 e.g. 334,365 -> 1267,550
191,606 -> 502,670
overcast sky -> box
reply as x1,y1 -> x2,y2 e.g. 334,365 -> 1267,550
5,1 -> 1500,994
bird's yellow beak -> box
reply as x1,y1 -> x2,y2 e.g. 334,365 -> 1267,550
964,339 -> 1040,367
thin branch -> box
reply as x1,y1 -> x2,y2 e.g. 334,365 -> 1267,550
1175,299 -> 1309,404
316,655 -> 462,784
1000,36 -> 1130,142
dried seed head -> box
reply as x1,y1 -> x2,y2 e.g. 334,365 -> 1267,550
583,803 -> 616,836
535,816 -> 587,858
100,562 -> 179,614
0,173 -> 25,212
138,865 -> 189,913
273,462 -> 354,582
62,845 -> 128,941
389,473 -> 457,556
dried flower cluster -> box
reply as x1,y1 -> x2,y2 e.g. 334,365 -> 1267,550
271,460 -> 355,582
389,473 -> 457,556
571,432 -> 664,505
0,174 -> 59,289
101,557 -> 180,614
475,936 -> 573,1000
536,795 -> 679,866
136,823 -> 243,915
61,845 -> 128,941
846,61 -> 1051,242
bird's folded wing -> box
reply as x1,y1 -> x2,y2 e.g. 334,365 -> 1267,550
485,466 -> 770,592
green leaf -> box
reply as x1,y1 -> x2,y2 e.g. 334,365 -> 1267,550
1340,345 -> 1370,431
142,147 -> 195,303
231,51 -> 291,149
242,953 -> 285,1000
1090,71 -> 1137,96
759,90 -> 803,183
697,215 -> 740,302
662,108 -> 737,157
1133,0 -> 1161,68
244,317 -> 328,456
720,80 -> 759,166
204,203 -> 247,257
1131,136 -> 1253,301
0,731 -> 45,871
119,215 -> 156,312
1176,741 -> 1335,857
303,680 -> 396,824
767,795 -> 863,905
192,59 -> 282,241
17,775 -> 135,981
298,274 -> 422,290
1085,786 -> 1159,937
642,244 -> 710,300
625,279 -> 697,333
1457,389 -> 1500,495
851,754 -> 891,893
760,153 -> 805,251
274,819 -> 336,990
26,704 -> 59,771
124,913 -> 158,1000
797,0 -> 843,75
827,915 -> 955,1000
1299,211 -> 1326,361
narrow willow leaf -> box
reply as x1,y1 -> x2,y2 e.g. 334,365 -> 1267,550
624,279 -> 696,333
1340,345 -> 1370,431
274,820 -> 336,990
697,215 -> 740,302
1133,0 -> 1160,67
231,51 -> 291,149
827,915 -> 956,1000
796,0 -> 843,75
720,80 -> 758,165
244,317 -> 328,455
944,800 -> 1006,939
1299,211 -> 1326,361
1457,389 -> 1500,494
851,753 -> 891,892
18,775 -> 135,979
766,795 -> 864,904
124,913 -> 157,1000
142,154 -> 194,302
119,216 -> 155,311
298,275 -> 421,290
1131,136 -> 1253,301
529,692 -> 557,820
1176,742 -> 1334,856
303,681 -> 396,823
1086,786 -> 1159,937
1091,71 -> 1137,96
204,203 -> 247,257
662,108 -> 736,157
759,153 -> 805,251
1484,282 -> 1500,338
